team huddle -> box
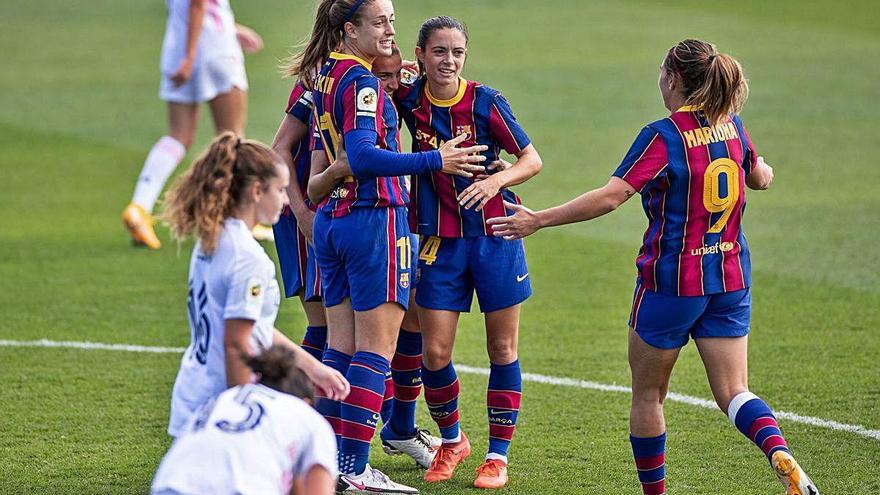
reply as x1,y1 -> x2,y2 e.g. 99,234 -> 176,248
135,1 -> 820,494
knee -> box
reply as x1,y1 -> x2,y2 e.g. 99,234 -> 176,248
487,339 -> 518,364
714,387 -> 750,413
632,383 -> 669,406
422,342 -> 452,370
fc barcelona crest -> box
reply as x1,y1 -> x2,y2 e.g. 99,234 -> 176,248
399,272 -> 410,289
455,125 -> 473,139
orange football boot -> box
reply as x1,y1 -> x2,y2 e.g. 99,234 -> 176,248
473,458 -> 509,489
122,203 -> 161,249
424,431 -> 471,483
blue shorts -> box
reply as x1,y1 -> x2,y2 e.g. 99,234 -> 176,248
629,282 -> 751,349
313,207 -> 412,312
272,210 -> 322,301
415,236 -> 531,313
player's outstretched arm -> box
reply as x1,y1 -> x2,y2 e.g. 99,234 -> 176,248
745,156 -> 774,190
458,144 -> 542,211
272,329 -> 350,401
487,177 -> 636,240
224,318 -> 256,387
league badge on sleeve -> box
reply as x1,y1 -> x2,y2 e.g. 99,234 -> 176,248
245,277 -> 264,315
357,87 -> 378,114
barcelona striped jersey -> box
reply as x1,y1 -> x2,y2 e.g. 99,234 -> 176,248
284,80 -> 315,211
613,106 -> 757,296
312,52 -> 406,218
396,77 -> 531,237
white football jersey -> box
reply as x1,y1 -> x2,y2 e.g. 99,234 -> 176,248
168,218 -> 280,437
153,384 -> 337,495
161,0 -> 243,74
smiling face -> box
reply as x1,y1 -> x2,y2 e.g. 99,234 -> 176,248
345,0 -> 395,60
372,50 -> 402,93
416,27 -> 468,88
254,163 -> 289,226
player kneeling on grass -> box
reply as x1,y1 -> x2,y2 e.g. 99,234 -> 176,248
488,39 -> 818,495
161,132 -> 349,439
151,346 -> 337,495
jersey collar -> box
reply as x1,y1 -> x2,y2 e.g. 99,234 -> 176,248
330,51 -> 372,71
676,105 -> 701,112
426,78 -> 467,107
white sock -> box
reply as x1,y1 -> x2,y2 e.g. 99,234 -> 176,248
442,432 -> 462,444
132,136 -> 186,213
485,452 -> 508,464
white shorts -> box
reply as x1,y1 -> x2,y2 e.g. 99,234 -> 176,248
159,54 -> 248,104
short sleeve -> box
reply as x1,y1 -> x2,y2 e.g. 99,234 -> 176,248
488,94 -> 531,155
223,253 -> 270,321
612,126 -> 669,193
293,413 -> 338,479
285,81 -> 314,125
310,120 -> 324,152
341,74 -> 381,135
732,116 -> 757,175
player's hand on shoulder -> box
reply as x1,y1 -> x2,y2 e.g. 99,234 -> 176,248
487,200 -> 540,240
439,133 -> 489,178
236,24 -> 264,54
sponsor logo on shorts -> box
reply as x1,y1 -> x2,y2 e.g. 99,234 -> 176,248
691,241 -> 736,256
516,273 -> 529,282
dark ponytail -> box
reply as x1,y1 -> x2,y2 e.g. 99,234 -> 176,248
663,39 -> 749,126
245,346 -> 315,401
282,0 -> 376,86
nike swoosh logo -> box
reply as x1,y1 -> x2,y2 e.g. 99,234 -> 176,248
516,273 -> 529,282
490,409 -> 512,415
347,479 -> 367,490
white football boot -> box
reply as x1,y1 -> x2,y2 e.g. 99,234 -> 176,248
771,451 -> 819,495
380,426 -> 441,469
336,464 -> 419,494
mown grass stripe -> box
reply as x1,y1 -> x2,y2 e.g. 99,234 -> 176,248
3,338 -> 877,442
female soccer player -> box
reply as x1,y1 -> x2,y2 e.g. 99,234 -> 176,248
287,1 -> 486,492
151,346 -> 337,495
488,39 -> 819,495
389,16 -> 543,489
123,0 -> 264,249
307,44 -> 441,471
161,132 -> 349,438
270,79 -> 328,364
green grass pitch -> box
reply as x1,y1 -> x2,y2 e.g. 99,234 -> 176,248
1,0 -> 878,493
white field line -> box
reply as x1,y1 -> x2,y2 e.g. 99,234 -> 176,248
2,339 -> 878,442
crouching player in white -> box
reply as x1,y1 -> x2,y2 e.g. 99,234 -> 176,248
161,132 -> 349,438
151,346 -> 337,495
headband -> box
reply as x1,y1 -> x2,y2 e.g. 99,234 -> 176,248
342,0 -> 367,24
